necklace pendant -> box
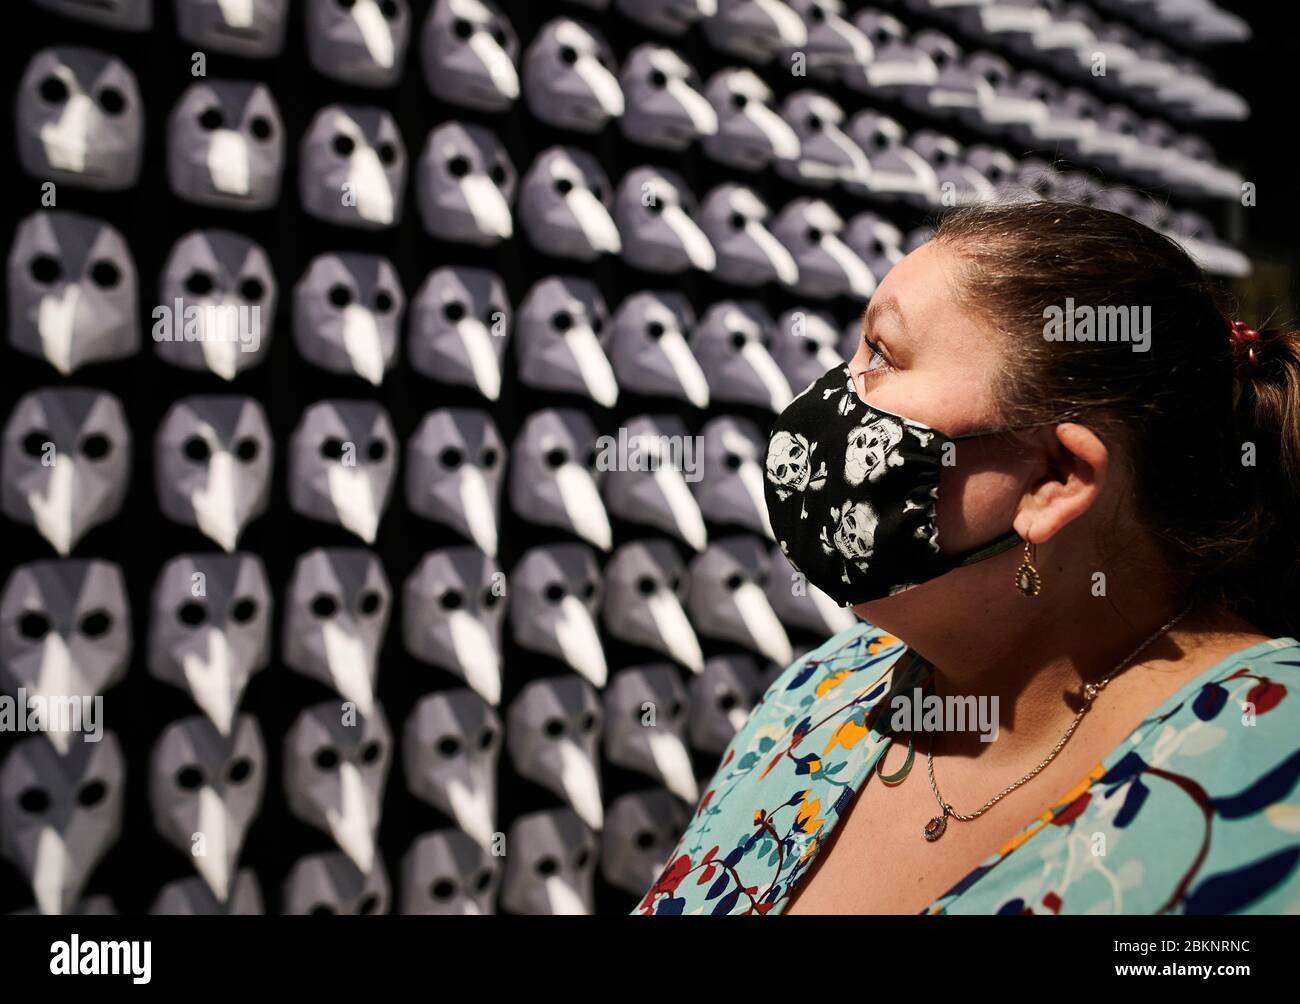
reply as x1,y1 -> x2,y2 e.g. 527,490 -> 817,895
923,814 -> 947,842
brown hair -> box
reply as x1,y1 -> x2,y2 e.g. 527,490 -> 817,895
933,201 -> 1300,637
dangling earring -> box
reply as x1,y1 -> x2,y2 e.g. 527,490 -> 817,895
1015,539 -> 1042,596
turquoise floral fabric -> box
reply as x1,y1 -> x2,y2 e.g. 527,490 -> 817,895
634,620 -> 1300,915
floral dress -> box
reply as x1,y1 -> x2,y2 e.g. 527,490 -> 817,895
634,620 -> 1300,915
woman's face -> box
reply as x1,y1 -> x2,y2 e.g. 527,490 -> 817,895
845,240 -> 1036,559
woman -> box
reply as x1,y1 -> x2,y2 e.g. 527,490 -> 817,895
635,201 -> 1300,915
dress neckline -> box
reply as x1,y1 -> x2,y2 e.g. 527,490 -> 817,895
775,631 -> 1300,915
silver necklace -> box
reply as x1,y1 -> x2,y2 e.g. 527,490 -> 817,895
921,600 -> 1194,842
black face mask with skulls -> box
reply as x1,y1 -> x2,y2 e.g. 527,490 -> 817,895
763,363 -> 1041,607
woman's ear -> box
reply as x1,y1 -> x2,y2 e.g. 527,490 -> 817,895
1013,423 -> 1109,543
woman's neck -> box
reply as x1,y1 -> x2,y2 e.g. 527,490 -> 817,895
862,578 -> 1268,768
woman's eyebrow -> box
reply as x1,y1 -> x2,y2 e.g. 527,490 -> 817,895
865,296 -> 907,337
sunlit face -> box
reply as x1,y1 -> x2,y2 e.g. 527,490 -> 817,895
846,240 -> 1021,563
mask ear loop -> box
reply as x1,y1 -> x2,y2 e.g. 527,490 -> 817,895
942,417 -> 1080,568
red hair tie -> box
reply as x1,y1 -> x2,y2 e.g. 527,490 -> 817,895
1228,319 -> 1264,367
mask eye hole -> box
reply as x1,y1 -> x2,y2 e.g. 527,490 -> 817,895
176,765 -> 204,790
332,134 -> 355,157
636,575 -> 657,596
250,116 -> 273,141
183,435 -> 211,462
18,611 -> 50,641
366,438 -> 387,462
482,587 -> 501,609
185,271 -> 214,297
199,107 -> 224,131
650,70 -> 668,88
178,600 -> 207,627
228,758 -> 254,784
559,45 -> 578,66
22,431 -> 50,458
378,0 -> 399,20
447,155 -> 470,178
310,593 -> 339,618
544,447 -> 567,469
440,445 -> 463,469
442,300 -> 465,322
543,582 -> 565,603
314,747 -> 339,771
453,18 -> 474,39
359,589 -> 383,616
329,284 -> 353,308
479,445 -> 499,467
377,142 -> 397,165
360,740 -> 383,764
439,589 -> 463,611
38,77 -> 68,104
235,437 -> 260,462
239,277 -> 265,301
79,610 -> 111,637
19,787 -> 51,814
373,290 -> 394,313
29,255 -> 62,284
489,163 -> 508,185
89,83 -> 123,117
77,780 -> 107,808
230,597 -> 258,623
90,260 -> 120,288
320,437 -> 345,460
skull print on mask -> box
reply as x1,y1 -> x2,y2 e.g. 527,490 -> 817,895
690,654 -> 763,754
1,560 -> 131,756
8,211 -> 138,375
156,396 -> 272,552
770,305 -> 847,393
615,167 -> 716,275
518,147 -> 621,261
2,387 -> 131,555
409,266 -> 509,401
402,550 -> 504,705
775,91 -> 872,188
693,415 -> 776,539
516,277 -> 618,407
523,18 -> 624,134
18,48 -> 143,190
602,414 -> 708,553
150,870 -> 263,915
603,791 -> 692,896
771,198 -> 876,300
34,0 -> 151,29
605,291 -> 709,409
417,121 -> 515,245
509,410 -> 612,552
509,544 -> 607,688
147,553 -> 271,736
0,733 -> 124,916
507,677 -> 604,831
619,45 -> 717,151
158,230 -> 277,380
401,690 -> 501,850
603,665 -> 697,803
294,253 -> 403,386
300,105 -> 406,229
405,409 -> 503,557
692,300 -> 793,412
401,828 -> 499,915
500,809 -> 596,915
687,537 -> 793,666
148,714 -> 265,904
845,111 -> 940,203
305,0 -> 411,88
422,0 -> 519,111
701,68 -> 801,172
167,80 -> 284,211
287,400 -> 397,543
175,0 -> 290,58
282,548 -> 390,719
702,0 -> 808,65
601,540 -> 703,673
283,851 -> 389,915
698,183 -> 799,288
765,542 -> 858,635
283,701 -> 392,875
